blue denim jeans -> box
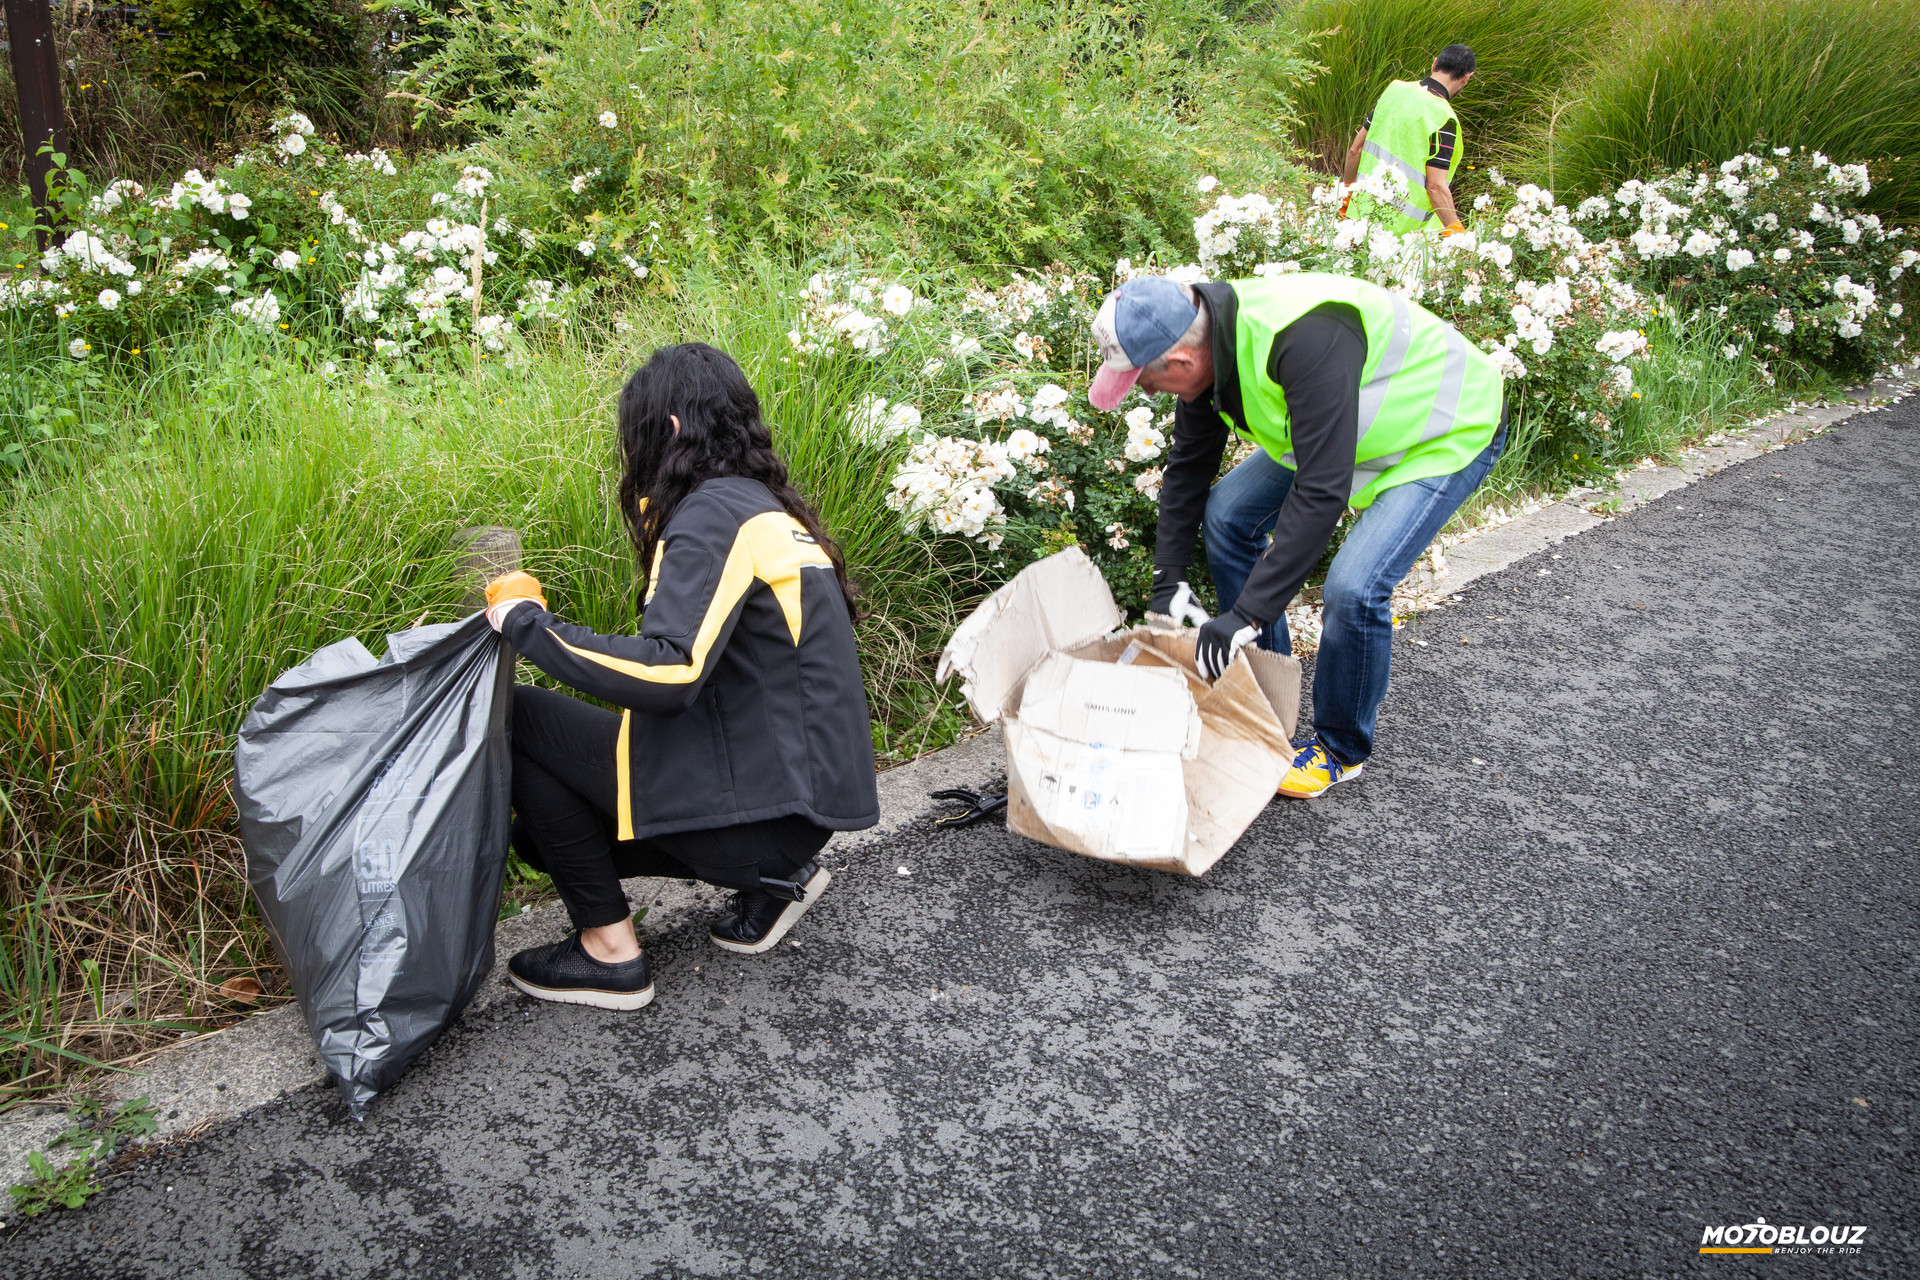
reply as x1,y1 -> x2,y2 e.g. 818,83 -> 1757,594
1202,426 -> 1506,767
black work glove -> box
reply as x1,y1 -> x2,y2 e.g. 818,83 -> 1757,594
1194,608 -> 1260,681
1146,571 -> 1210,627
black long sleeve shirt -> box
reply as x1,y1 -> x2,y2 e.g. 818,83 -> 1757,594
1151,284 -> 1367,626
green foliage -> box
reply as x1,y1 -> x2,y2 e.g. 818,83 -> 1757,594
373,0 -> 552,143
1283,0 -> 1619,174
1522,0 -> 1920,220
131,0 -> 368,136
447,0 -> 1312,272
0,266 -> 971,1088
7,1149 -> 95,1215
1579,150 -> 1913,380
6,1096 -> 155,1216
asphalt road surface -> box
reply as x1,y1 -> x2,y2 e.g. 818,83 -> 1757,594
10,403 -> 1917,1278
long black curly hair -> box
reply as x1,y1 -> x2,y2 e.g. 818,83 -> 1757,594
615,342 -> 858,616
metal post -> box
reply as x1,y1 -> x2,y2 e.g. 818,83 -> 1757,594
5,0 -> 68,248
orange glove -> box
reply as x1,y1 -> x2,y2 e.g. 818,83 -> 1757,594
1441,221 -> 1467,237
484,570 -> 546,631
1338,194 -> 1352,218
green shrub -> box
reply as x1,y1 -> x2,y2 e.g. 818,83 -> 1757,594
130,0 -> 370,137
1574,149 -> 1914,380
371,0 -> 550,144
443,0 -> 1313,272
1283,0 -> 1619,174
1519,0 -> 1920,220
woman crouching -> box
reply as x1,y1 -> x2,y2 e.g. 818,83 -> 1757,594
483,342 -> 878,1009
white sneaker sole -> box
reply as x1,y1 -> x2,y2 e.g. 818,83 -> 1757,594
508,973 -> 656,1011
710,866 -> 832,955
1278,761 -> 1365,800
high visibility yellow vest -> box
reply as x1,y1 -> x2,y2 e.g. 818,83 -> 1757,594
1225,274 -> 1505,509
1355,80 -> 1462,234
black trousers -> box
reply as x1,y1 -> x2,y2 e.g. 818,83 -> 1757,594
511,684 -> 831,929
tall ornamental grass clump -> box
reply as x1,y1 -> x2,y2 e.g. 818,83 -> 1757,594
1283,0 -> 1620,174
1519,0 -> 1920,220
0,271 -> 968,1090
420,0 -> 1312,271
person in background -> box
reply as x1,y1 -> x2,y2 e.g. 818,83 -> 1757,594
484,342 -> 878,1010
1340,43 -> 1477,236
1087,274 -> 1508,799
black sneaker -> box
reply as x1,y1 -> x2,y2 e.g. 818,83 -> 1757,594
508,933 -> 655,1010
710,862 -> 833,955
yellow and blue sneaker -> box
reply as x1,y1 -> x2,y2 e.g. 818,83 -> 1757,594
1278,737 -> 1365,799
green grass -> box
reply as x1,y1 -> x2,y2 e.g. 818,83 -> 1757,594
455,0 -> 1314,272
1461,307 -> 1784,524
0,263 -> 975,1095
1519,0 -> 1920,216
1282,0 -> 1620,176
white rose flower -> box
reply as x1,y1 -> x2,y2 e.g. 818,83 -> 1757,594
97,288 -> 121,310
598,111 -> 618,128
1124,405 -> 1155,431
1682,228 -> 1721,258
1004,428 -> 1051,464
226,193 -> 252,219
577,240 -> 597,257
1773,247 -> 1792,263
1123,422 -> 1165,462
1725,248 -> 1756,271
279,133 -> 307,157
880,284 -> 914,316
275,249 -> 302,271
1029,383 -> 1069,413
230,291 -> 281,329
69,338 -> 90,359
1891,303 -> 1904,318
1196,175 -> 1219,194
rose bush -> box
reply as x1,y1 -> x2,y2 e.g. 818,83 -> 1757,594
818,158 -> 1912,614
0,114 -> 594,396
1575,149 -> 1912,378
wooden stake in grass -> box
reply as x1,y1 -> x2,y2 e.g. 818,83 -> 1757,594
4,0 -> 69,249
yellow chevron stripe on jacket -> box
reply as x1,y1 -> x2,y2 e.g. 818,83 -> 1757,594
551,510 -> 830,686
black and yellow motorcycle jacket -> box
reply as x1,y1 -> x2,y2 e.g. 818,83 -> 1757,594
500,476 -> 879,840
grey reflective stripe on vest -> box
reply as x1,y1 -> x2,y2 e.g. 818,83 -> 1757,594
1357,291 -> 1414,437
1360,141 -> 1436,222
1349,318 -> 1473,499
1362,139 -> 1423,188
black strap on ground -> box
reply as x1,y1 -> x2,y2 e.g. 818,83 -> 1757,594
929,788 -> 1007,829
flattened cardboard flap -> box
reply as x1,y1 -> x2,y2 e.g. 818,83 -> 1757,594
936,547 -> 1125,723
1016,652 -> 1202,760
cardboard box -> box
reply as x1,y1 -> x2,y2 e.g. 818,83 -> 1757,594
938,547 -> 1301,875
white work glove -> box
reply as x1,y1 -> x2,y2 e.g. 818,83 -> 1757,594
1194,609 -> 1259,681
1146,577 -> 1212,628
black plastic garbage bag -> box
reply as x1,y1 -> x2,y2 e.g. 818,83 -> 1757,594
234,614 -> 514,1118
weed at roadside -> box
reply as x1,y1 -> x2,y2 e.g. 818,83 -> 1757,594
5,1095 -> 156,1218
